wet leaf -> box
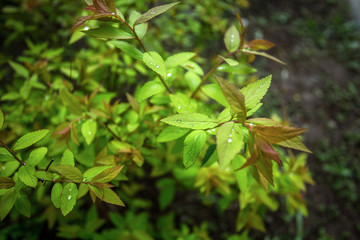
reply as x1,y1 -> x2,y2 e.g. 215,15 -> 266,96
161,113 -> 218,129
143,51 -> 167,78
13,129 -> 49,151
183,130 -> 207,168
157,126 -> 190,142
81,119 -> 97,145
83,25 -> 134,39
134,2 -> 180,26
224,25 -> 240,52
60,183 -> 78,216
241,75 -> 271,111
165,52 -> 196,68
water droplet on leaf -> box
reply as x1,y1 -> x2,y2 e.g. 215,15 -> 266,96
229,134 -> 232,137
67,195 -> 72,200
167,73 -> 172,77
211,129 -> 216,132
177,106 -> 181,110
228,138 -> 233,143
150,10 -> 155,14
177,119 -> 181,123
156,65 -> 160,68
88,131 -> 92,135
249,123 -> 254,127
190,124 -> 193,127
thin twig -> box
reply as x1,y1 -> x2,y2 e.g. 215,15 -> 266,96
0,139 -> 26,166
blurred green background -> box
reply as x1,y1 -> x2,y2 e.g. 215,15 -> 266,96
0,0 -> 359,239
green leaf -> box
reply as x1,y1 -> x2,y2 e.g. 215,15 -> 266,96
137,80 -> 165,102
157,126 -> 190,142
51,183 -> 63,208
134,2 -> 180,26
143,51 -> 167,78
0,161 -> 19,177
108,41 -> 143,60
0,149 -> 14,162
128,10 -> 148,39
215,75 -> 246,122
161,113 -> 218,130
232,155 -> 247,192
59,88 -> 83,115
181,61 -> 204,76
28,147 -> 47,166
217,64 -> 257,75
13,129 -> 49,151
83,25 -> 134,39
83,166 -> 113,182
89,185 -> 125,206
170,93 -> 198,113
183,130 -> 207,168
0,188 -> 18,221
81,119 -> 97,145
0,107 -> 4,130
52,165 -> 83,183
216,123 -> 244,169
35,171 -> 54,181
18,165 -> 38,187
91,165 -> 123,183
241,75 -> 271,110
60,183 -> 79,216
0,177 -> 15,189
240,49 -> 286,65
202,84 -> 229,107
218,55 -> 239,66
276,137 -> 312,153
15,191 -> 31,217
165,52 -> 196,68
224,25 -> 240,52
60,149 -> 75,166
184,71 -> 201,91
9,61 -> 29,78
156,178 -> 175,210
255,157 -> 274,187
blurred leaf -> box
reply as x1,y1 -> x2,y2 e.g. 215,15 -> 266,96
247,39 -> 275,50
0,188 -> 18,221
60,183 -> 78,216
108,41 -> 143,60
161,113 -> 217,129
134,2 -> 180,26
218,55 -> 239,66
15,191 -> 31,217
18,165 -> 38,187
165,52 -> 196,68
0,108 -> 4,130
13,129 -> 49,151
51,183 -> 63,208
59,88 -> 83,116
217,63 -> 257,75
240,49 -> 286,65
8,61 -> 29,78
156,178 -> 175,210
0,177 -> 15,189
143,51 -> 167,78
241,75 -> 271,110
28,147 -> 47,166
183,130 -> 207,168
52,165 -> 83,183
255,156 -> 274,187
138,80 -> 165,102
81,119 -> 97,145
83,25 -> 134,39
157,126 -> 190,142
232,155 -> 247,192
224,25 -> 240,52
60,149 -> 75,166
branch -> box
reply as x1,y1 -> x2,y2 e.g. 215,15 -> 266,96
0,139 -> 26,166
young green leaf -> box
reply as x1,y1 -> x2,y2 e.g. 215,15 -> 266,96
128,10 -> 148,39
0,177 -> 15,189
8,61 -> 29,78
224,25 -> 240,52
81,119 -> 97,145
170,93 -> 198,113
240,49 -> 286,65
217,64 -> 257,75
0,107 -> 4,130
89,185 -> 125,206
15,191 -> 31,217
0,188 -> 18,221
161,113 -> 218,130
202,84 -> 229,107
143,51 -> 167,78
215,75 -> 246,122
60,183 -> 79,216
59,88 -> 83,116
276,137 -> 312,153
91,165 -> 124,183
13,129 -> 49,151
60,149 -> 75,166
241,75 -> 271,110
18,165 -> 38,187
83,25 -> 134,39
185,71 -> 201,91
216,123 -> 244,169
218,55 -> 239,66
35,171 -> 54,181
137,80 -> 165,102
157,126 -> 190,143
108,41 -> 143,60
165,52 -> 196,68
52,165 -> 83,183
28,147 -> 48,166
83,166 -> 113,182
183,130 -> 207,168
133,2 -> 180,26
232,155 -> 247,192
247,39 -> 275,50
51,183 -> 63,208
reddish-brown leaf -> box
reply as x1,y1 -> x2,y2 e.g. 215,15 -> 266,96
253,125 -> 306,144
247,39 -> 275,51
256,137 -> 282,166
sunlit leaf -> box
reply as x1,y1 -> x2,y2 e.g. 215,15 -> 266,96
81,119 -> 97,145
241,75 -> 272,111
137,80 -> 165,102
52,165 -> 83,183
224,25 -> 240,52
18,165 -> 38,187
134,2 -> 180,26
217,63 -> 257,75
60,149 -> 75,166
218,55 -> 239,66
165,52 -> 196,68
13,129 -> 49,151
91,165 -> 123,183
157,126 -> 190,142
183,130 -> 207,168
60,183 -> 78,216
28,147 -> 47,166
83,25 -> 134,39
161,113 -> 218,130
202,84 -> 229,107
143,51 -> 167,78
247,39 -> 275,50
59,88 -> 83,115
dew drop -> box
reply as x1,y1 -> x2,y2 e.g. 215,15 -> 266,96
190,124 -> 194,127
23,163 -> 27,166
177,119 -> 181,123
156,65 -> 160,68
230,39 -> 234,43
88,131 -> 92,135
69,188 -> 72,192
2,166 -> 5,170
83,178 -> 87,182
259,85 -> 263,88
177,106 -> 181,110
111,12 -> 115,15
211,129 -> 216,132
229,134 -> 233,137
231,34 -> 235,38
150,10 -> 155,14
83,26 -> 90,31
228,138 -> 233,143
167,73 -> 172,77
67,195 -> 72,200
249,123 -> 254,127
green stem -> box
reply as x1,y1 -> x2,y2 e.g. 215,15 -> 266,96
0,139 -> 26,166
116,16 -> 172,93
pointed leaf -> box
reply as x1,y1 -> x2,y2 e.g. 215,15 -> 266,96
217,123 -> 244,169
247,39 -> 275,50
9,61 -> 29,78
183,130 -> 207,168
89,185 -> 125,206
0,189 -> 18,221
137,80 -> 165,102
128,10 -> 148,39
83,25 -> 134,39
15,191 -> 31,217
157,126 -> 190,142
276,137 -> 312,153
240,49 -> 286,65
0,108 -> 4,130
224,25 -> 240,52
253,125 -> 307,144
0,177 -> 15,189
51,183 -> 63,208
28,147 -> 48,166
59,88 -> 83,115
60,183 -> 78,216
81,119 -> 97,145
218,55 -> 239,66
256,137 -> 282,165
202,84 -> 229,107
18,165 -> 38,187
161,113 -> 218,129
232,155 -> 248,192
13,129 -> 49,151
217,63 -> 257,75
241,75 -> 272,110
255,157 -> 274,187
83,166 -> 113,182
91,165 -> 123,183
108,41 -> 143,60
215,75 -> 246,122
165,52 -> 196,68
60,149 -> 75,166
143,51 -> 167,78
52,165 -> 83,183
134,2 -> 180,26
